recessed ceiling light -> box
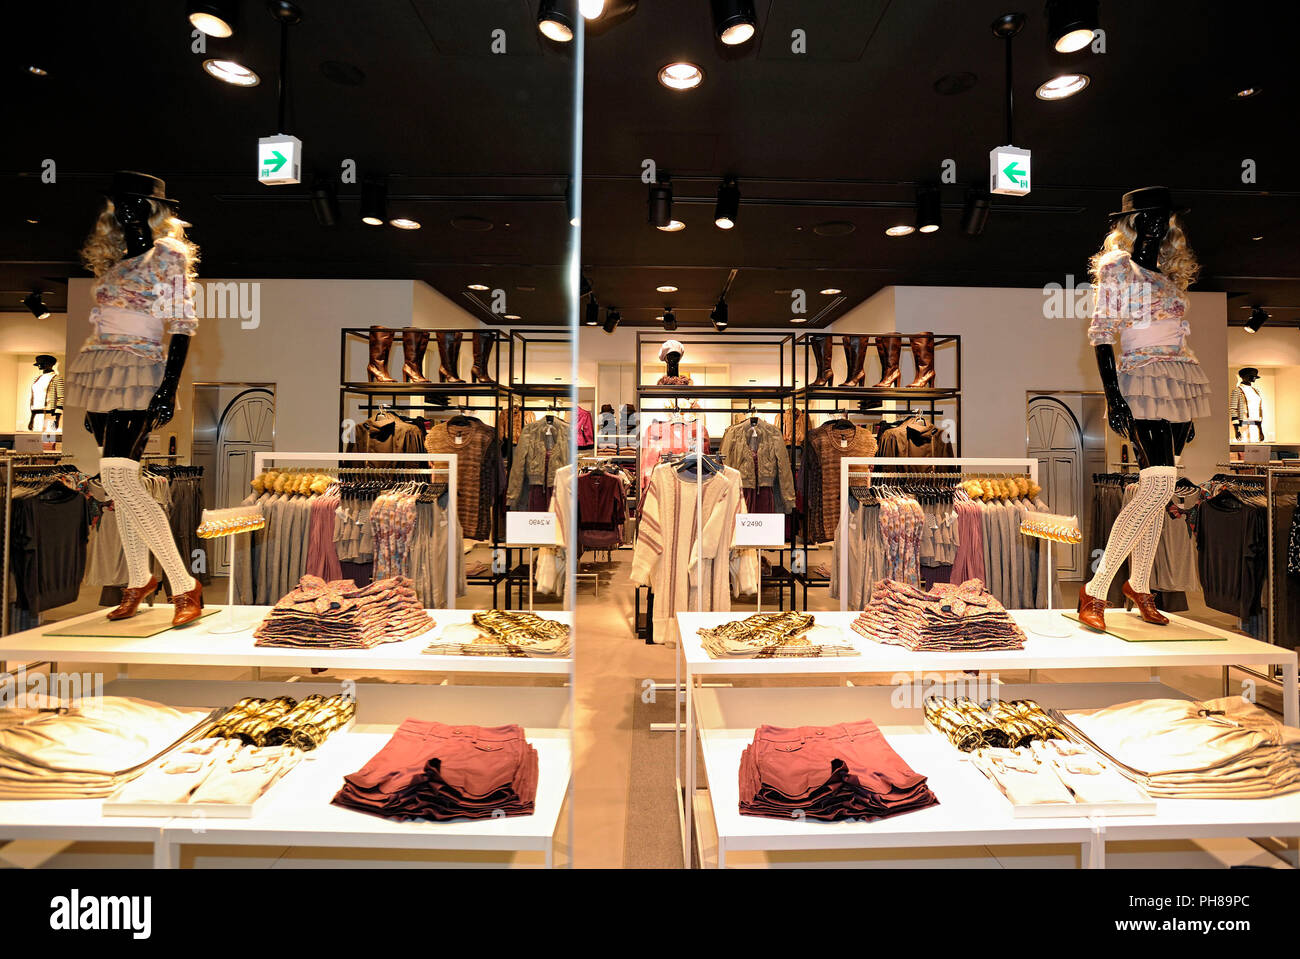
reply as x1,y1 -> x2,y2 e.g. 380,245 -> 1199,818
790,316 -> 808,324
25,218 -> 38,224
467,283 -> 489,291
656,219 -> 685,232
389,218 -> 421,230
580,0 -> 606,17
504,314 -> 521,321
27,65 -> 48,76
1236,87 -> 1261,98
658,62 -> 703,91
819,288 -> 842,295
886,224 -> 915,237
188,1 -> 238,37
203,59 -> 260,86
1035,73 -> 1090,100
656,285 -> 679,293
1251,235 -> 1264,241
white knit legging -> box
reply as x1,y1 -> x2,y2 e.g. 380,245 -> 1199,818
100,457 -> 196,595
1085,465 -> 1177,600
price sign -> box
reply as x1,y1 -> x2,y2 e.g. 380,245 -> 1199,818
506,511 -> 558,546
733,513 -> 785,548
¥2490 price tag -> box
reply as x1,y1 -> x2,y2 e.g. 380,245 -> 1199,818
732,513 -> 785,548
505,511 -> 558,546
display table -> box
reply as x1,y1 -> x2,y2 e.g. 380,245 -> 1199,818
675,609 -> 1299,866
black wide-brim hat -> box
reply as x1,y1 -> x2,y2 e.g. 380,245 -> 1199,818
106,170 -> 180,209
33,354 -> 57,367
1109,185 -> 1188,221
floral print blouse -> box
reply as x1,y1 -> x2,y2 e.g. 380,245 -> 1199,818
1087,249 -> 1197,373
83,236 -> 198,362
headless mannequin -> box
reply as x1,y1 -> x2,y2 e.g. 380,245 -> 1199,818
664,351 -> 682,378
84,192 -> 190,460
1232,367 -> 1261,441
28,357 -> 61,431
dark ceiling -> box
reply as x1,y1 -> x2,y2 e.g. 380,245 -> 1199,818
2,2 -> 1297,335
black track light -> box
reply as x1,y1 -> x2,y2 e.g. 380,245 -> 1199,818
602,308 -> 621,334
711,0 -> 757,45
916,184 -> 941,234
1046,0 -> 1098,54
1245,306 -> 1270,334
662,309 -> 677,332
580,272 -> 592,299
23,292 -> 50,319
311,178 -> 339,227
714,177 -> 740,230
711,299 -> 729,331
537,0 -> 577,42
960,188 -> 991,236
585,299 -> 600,327
648,176 -> 673,228
360,176 -> 387,226
188,0 -> 239,38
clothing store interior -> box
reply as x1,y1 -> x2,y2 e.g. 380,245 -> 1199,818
1,0 -> 1299,880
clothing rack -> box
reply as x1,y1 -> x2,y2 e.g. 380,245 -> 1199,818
252,451 -> 459,610
1,452 -> 79,636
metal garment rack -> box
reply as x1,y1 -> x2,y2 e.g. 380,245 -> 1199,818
0,452 -> 76,636
251,451 -> 459,611
837,456 -> 1045,612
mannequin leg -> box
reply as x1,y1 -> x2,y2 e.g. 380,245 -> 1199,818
1127,500 -> 1166,595
1084,465 -> 1178,600
100,457 -> 197,596
111,499 -> 153,588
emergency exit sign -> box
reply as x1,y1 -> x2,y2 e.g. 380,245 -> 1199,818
258,134 -> 302,185
990,145 -> 1031,196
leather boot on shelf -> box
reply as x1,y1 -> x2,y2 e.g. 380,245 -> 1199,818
106,575 -> 160,621
873,334 -> 902,387
366,326 -> 395,383
436,332 -> 465,383
1077,585 -> 1108,632
471,332 -> 496,384
840,335 -> 868,386
172,581 -> 205,628
1122,581 -> 1170,625
906,331 -> 936,388
809,335 -> 833,387
400,329 -> 432,383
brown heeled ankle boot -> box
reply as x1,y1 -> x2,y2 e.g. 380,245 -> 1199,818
906,331 -> 936,388
873,335 -> 902,387
366,326 -> 395,383
107,575 -> 160,621
400,329 -> 432,383
1122,581 -> 1170,625
436,332 -> 465,383
809,335 -> 833,387
471,332 -> 496,384
841,336 -> 868,386
1077,585 -> 1108,632
172,581 -> 204,628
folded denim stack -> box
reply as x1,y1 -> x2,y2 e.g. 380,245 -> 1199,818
332,720 -> 539,821
1054,697 -> 1300,800
852,578 -> 1026,651
205,694 -> 355,751
924,697 -> 1065,752
253,575 -> 435,649
0,696 -> 212,800
422,610 -> 571,657
112,737 -> 302,807
739,719 -> 938,822
698,611 -> 858,659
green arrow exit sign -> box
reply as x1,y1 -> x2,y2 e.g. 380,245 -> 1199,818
258,134 -> 302,185
990,145 -> 1031,196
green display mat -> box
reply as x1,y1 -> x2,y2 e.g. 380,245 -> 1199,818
1062,610 -> 1226,643
44,607 -> 221,638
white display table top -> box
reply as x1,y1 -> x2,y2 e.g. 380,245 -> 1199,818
1,608 -> 572,676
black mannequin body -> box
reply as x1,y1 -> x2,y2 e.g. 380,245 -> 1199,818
1093,208 -> 1194,469
664,351 -> 682,378
1232,367 -> 1261,441
83,192 -> 190,460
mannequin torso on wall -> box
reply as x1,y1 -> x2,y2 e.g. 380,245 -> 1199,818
1231,367 -> 1262,441
28,356 -> 62,431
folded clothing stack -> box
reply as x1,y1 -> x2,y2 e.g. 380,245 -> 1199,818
333,720 -> 539,821
1054,696 -> 1300,800
423,610 -> 571,657
205,694 -> 355,751
970,738 -> 1147,808
698,611 -> 857,659
852,578 -> 1026,651
112,737 -> 302,807
0,696 -> 212,800
924,697 -> 1066,752
739,719 -> 938,822
253,575 -> 435,649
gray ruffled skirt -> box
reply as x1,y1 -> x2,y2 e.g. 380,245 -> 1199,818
65,349 -> 164,412
1118,359 -> 1211,422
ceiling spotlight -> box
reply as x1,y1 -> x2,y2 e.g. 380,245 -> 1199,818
580,0 -> 605,17
1236,87 -> 1261,98
310,178 -> 339,227
1036,73 -> 1090,100
360,177 -> 388,225
1046,0 -> 1098,53
916,185 -> 941,234
960,187 -> 991,236
203,58 -> 259,86
662,309 -> 678,332
819,288 -> 842,296
537,0 -> 576,42
1245,306 -> 1270,334
658,220 -> 685,232
23,292 -> 50,320
1251,235 -> 1264,241
602,308 -> 621,334
885,223 -> 915,237
712,0 -> 757,45
657,285 -> 678,293
658,62 -> 703,91
790,315 -> 808,324
188,0 -> 239,38
585,299 -> 600,327
467,283 -> 490,291
27,65 -> 48,76
715,177 -> 740,230
389,218 -> 421,230
648,176 -> 673,227
711,299 -> 729,331
504,314 -> 521,321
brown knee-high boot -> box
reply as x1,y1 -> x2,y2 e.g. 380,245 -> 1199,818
437,331 -> 465,383
367,326 -> 395,383
906,332 -> 935,388
841,335 -> 868,386
873,334 -> 902,387
809,334 -> 833,387
471,332 -> 496,384
401,329 -> 432,383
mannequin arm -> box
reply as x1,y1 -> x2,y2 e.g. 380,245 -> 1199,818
146,334 -> 190,431
1094,344 -> 1134,439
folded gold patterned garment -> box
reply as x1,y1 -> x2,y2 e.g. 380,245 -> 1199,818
422,610 -> 571,657
698,611 -> 857,659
